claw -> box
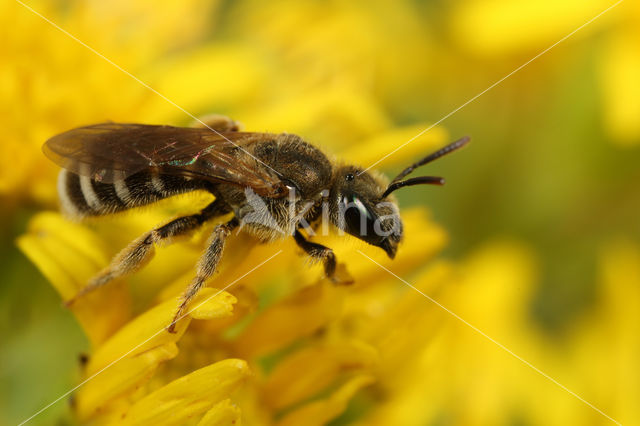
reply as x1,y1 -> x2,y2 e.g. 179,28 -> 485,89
328,263 -> 354,285
166,321 -> 178,334
167,302 -> 187,334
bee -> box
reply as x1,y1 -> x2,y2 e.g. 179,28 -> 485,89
44,115 -> 469,332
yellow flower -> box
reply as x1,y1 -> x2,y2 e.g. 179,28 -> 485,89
19,183 -> 454,424
15,4 -> 456,415
18,152 -> 456,424
449,0 -> 640,145
2,0 -> 258,205
15,8 -> 458,407
599,3 -> 640,146
14,1 -> 639,425
450,0 -> 614,56
569,239 -> 640,425
353,239 -> 639,425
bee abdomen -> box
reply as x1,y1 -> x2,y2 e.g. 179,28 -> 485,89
57,169 -> 206,217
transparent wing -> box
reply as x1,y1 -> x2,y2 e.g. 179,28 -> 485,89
43,123 -> 286,197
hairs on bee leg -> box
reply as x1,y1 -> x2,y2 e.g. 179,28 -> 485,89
293,229 -> 353,285
168,217 -> 239,333
65,199 -> 230,306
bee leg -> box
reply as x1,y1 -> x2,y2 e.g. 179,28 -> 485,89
190,114 -> 242,132
168,217 -> 239,333
67,199 -> 230,306
293,230 -> 354,284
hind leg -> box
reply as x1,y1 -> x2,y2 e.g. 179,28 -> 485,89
67,199 -> 230,305
168,217 -> 239,332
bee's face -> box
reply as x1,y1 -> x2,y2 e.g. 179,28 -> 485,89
330,166 -> 403,258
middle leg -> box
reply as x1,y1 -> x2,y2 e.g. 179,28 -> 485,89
168,216 -> 239,332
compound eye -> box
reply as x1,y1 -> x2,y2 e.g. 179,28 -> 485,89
352,197 -> 371,220
341,195 -> 375,238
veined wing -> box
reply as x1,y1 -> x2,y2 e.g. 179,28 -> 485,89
43,123 -> 286,197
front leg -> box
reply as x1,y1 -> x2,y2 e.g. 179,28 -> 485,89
168,217 -> 239,333
294,230 -> 353,284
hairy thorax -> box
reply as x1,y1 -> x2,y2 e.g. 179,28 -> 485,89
215,133 -> 333,242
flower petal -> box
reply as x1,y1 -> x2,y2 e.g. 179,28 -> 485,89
120,359 -> 250,426
276,375 -> 375,426
339,124 -> 448,170
600,26 -> 640,145
87,287 -> 236,376
264,340 -> 378,410
197,399 -> 242,426
75,343 -> 179,421
451,0 -> 611,55
233,282 -> 343,358
16,212 -> 131,346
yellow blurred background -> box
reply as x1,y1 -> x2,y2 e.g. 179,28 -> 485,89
2,0 -> 639,425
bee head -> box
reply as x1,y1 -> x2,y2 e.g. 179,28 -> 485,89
329,166 -> 402,259
329,136 -> 470,259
